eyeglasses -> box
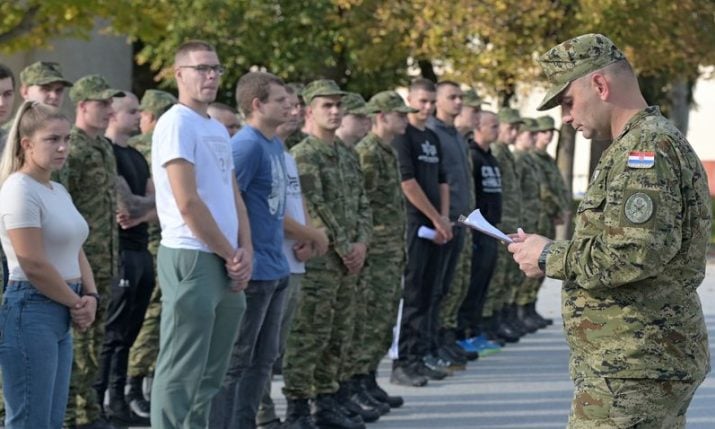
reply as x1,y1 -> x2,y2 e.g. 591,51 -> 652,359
178,64 -> 225,76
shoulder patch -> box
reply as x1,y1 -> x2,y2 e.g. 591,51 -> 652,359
627,151 -> 655,169
624,192 -> 654,224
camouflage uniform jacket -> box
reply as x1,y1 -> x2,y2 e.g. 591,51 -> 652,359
545,107 -> 711,381
61,126 -> 119,280
128,132 -> 160,254
290,135 -> 372,264
490,142 -> 522,232
513,148 -> 542,231
355,132 -> 405,250
533,149 -> 571,217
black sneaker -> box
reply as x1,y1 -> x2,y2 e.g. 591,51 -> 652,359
417,358 -> 449,380
390,364 -> 428,387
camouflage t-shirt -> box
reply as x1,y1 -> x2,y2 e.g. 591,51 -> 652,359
546,106 -> 711,381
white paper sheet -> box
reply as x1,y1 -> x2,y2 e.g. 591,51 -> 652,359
458,209 -> 513,244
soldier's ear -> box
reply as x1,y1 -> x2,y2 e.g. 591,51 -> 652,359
591,73 -> 610,101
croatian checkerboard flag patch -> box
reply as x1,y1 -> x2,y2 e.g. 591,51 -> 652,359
627,151 -> 655,169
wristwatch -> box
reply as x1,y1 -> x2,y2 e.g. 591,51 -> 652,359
538,242 -> 552,273
84,292 -> 101,306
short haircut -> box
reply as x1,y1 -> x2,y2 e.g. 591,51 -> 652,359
409,78 -> 436,93
0,63 -> 15,87
436,80 -> 460,92
235,72 -> 285,117
175,40 -> 216,64
208,102 -> 237,114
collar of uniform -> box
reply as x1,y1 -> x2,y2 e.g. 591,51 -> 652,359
303,134 -> 339,159
71,125 -> 111,148
366,132 -> 393,154
613,106 -> 660,143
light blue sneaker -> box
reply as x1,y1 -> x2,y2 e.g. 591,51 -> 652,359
456,338 -> 479,354
469,335 -> 501,356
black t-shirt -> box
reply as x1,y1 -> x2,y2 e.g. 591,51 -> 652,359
112,143 -> 150,250
392,123 -> 446,226
470,138 -> 502,226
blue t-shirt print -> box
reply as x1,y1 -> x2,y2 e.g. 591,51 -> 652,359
232,125 -> 289,280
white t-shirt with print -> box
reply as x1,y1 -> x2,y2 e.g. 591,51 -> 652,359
152,104 -> 239,252
282,151 -> 306,274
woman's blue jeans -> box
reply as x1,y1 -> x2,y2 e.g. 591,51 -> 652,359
0,280 -> 80,429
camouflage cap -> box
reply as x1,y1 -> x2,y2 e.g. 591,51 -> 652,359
69,74 -> 125,103
497,107 -> 523,125
20,61 -> 73,87
518,118 -> 539,133
342,92 -> 371,115
462,88 -> 488,108
139,89 -> 177,117
537,33 -> 625,111
535,115 -> 558,132
365,90 -> 418,114
301,79 -> 347,104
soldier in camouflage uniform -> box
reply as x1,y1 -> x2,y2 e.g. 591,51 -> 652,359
354,91 -> 418,409
63,75 -> 125,428
512,118 -> 544,333
282,80 -> 372,429
482,108 -> 524,343
509,34 -> 711,428
123,89 -> 176,419
529,115 -> 570,326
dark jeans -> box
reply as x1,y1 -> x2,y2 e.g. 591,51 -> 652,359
209,276 -> 289,429
396,221 -> 446,367
457,232 -> 498,338
95,249 -> 155,397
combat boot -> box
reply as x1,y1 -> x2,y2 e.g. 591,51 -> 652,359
516,304 -> 540,333
107,387 -> 148,426
483,316 -> 506,346
284,398 -> 319,429
529,302 -> 553,327
364,371 -> 403,408
390,363 -> 428,387
504,306 -> 527,337
443,328 -> 478,361
336,381 -> 380,423
349,376 -> 390,415
312,394 -> 366,429
495,308 -> 520,343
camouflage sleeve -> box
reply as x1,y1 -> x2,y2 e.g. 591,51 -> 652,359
357,145 -> 380,198
546,142 -> 682,289
355,168 -> 373,246
536,158 -> 563,217
293,149 -> 352,257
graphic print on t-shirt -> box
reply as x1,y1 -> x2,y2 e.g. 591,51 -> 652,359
482,165 -> 502,193
269,153 -> 287,216
418,140 -> 439,163
205,136 -> 232,184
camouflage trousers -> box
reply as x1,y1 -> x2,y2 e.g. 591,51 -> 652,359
568,376 -> 703,429
482,242 -> 522,316
515,276 -> 543,306
440,235 -> 472,330
338,269 -> 368,381
65,276 -> 110,426
127,284 -> 162,378
282,252 -> 357,399
353,248 -> 404,375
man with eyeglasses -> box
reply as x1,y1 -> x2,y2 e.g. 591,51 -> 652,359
62,74 -> 125,429
150,40 -> 252,428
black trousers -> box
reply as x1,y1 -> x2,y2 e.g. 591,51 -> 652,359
95,248 -> 155,396
457,232 -> 498,338
396,221 -> 446,366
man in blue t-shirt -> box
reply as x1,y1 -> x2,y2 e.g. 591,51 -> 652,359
209,72 -> 291,429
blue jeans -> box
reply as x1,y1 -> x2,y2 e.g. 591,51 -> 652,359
0,280 -> 80,429
209,277 -> 289,429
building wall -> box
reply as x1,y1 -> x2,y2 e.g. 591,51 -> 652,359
0,23 -> 132,118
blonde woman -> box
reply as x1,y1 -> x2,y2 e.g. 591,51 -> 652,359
0,101 -> 97,428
